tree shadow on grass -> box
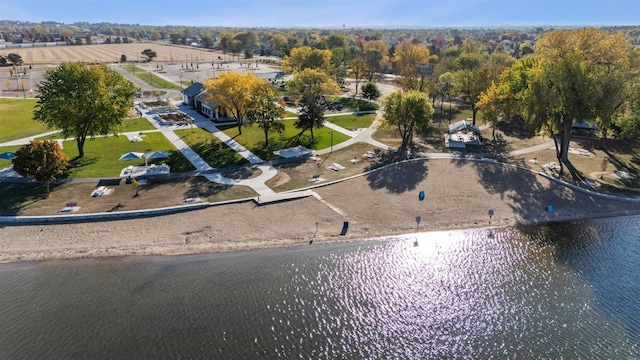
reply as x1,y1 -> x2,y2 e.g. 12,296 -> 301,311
0,181 -> 48,215
62,155 -> 99,178
163,149 -> 197,173
187,140 -> 249,168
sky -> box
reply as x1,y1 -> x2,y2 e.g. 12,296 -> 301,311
2,0 -> 639,28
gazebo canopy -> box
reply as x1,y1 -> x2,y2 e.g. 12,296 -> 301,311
448,120 -> 481,135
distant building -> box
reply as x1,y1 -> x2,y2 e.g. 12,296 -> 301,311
182,82 -> 224,121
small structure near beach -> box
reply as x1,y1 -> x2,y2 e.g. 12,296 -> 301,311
444,120 -> 482,149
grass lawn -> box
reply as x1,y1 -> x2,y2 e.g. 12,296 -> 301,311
0,98 -> 53,143
122,65 -> 181,90
219,120 -> 351,161
61,132 -> 194,178
326,113 -> 375,129
36,118 -> 156,141
331,97 -> 379,111
119,117 -> 156,132
174,128 -> 249,168
283,110 -> 297,118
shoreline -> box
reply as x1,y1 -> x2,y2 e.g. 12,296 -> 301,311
1,160 -> 639,264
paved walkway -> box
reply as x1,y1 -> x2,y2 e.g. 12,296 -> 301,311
0,74 -> 565,200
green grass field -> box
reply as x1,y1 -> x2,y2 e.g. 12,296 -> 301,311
36,118 -> 155,142
219,120 -> 350,160
174,128 -> 249,168
0,99 -> 53,143
60,132 -> 193,178
122,65 -> 181,90
326,113 -> 376,129
119,117 -> 157,132
332,97 -> 379,111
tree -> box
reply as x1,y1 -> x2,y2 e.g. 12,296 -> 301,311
234,31 -> 259,58
269,33 -> 288,55
201,34 -> 214,49
361,82 -> 381,102
477,81 -> 501,140
453,67 -> 491,125
391,40 -> 432,91
141,49 -> 157,62
500,28 -> 637,176
287,69 -> 340,142
383,90 -> 434,150
348,53 -> 366,95
363,48 -> 384,82
437,72 -> 455,122
204,72 -> 260,135
34,62 -> 137,158
246,81 -> 285,147
7,53 -> 23,66
12,140 -> 69,195
281,46 -> 332,73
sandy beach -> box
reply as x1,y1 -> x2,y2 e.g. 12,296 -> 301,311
1,159 -> 639,263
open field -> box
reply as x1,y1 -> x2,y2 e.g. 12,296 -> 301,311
0,98 -> 52,142
219,119 -> 351,160
0,43 -> 235,65
60,132 -> 193,178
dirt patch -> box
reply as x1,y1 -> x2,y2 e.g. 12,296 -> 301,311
158,112 -> 192,124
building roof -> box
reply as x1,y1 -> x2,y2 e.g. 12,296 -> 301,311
182,82 -> 204,97
448,120 -> 481,134
194,92 -> 217,107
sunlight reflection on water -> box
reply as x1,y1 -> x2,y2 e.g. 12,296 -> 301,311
0,216 -> 638,358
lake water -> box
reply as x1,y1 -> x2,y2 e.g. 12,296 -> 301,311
0,216 -> 639,358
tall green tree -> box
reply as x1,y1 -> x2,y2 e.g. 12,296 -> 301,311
34,62 -> 137,158
501,28 -> 636,175
246,81 -> 285,147
281,46 -> 332,73
391,40 -> 432,91
12,140 -> 69,195
7,53 -> 23,65
453,67 -> 491,125
234,31 -> 259,58
287,69 -> 339,142
141,49 -> 157,62
204,72 -> 261,135
361,82 -> 381,103
383,90 -> 434,150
